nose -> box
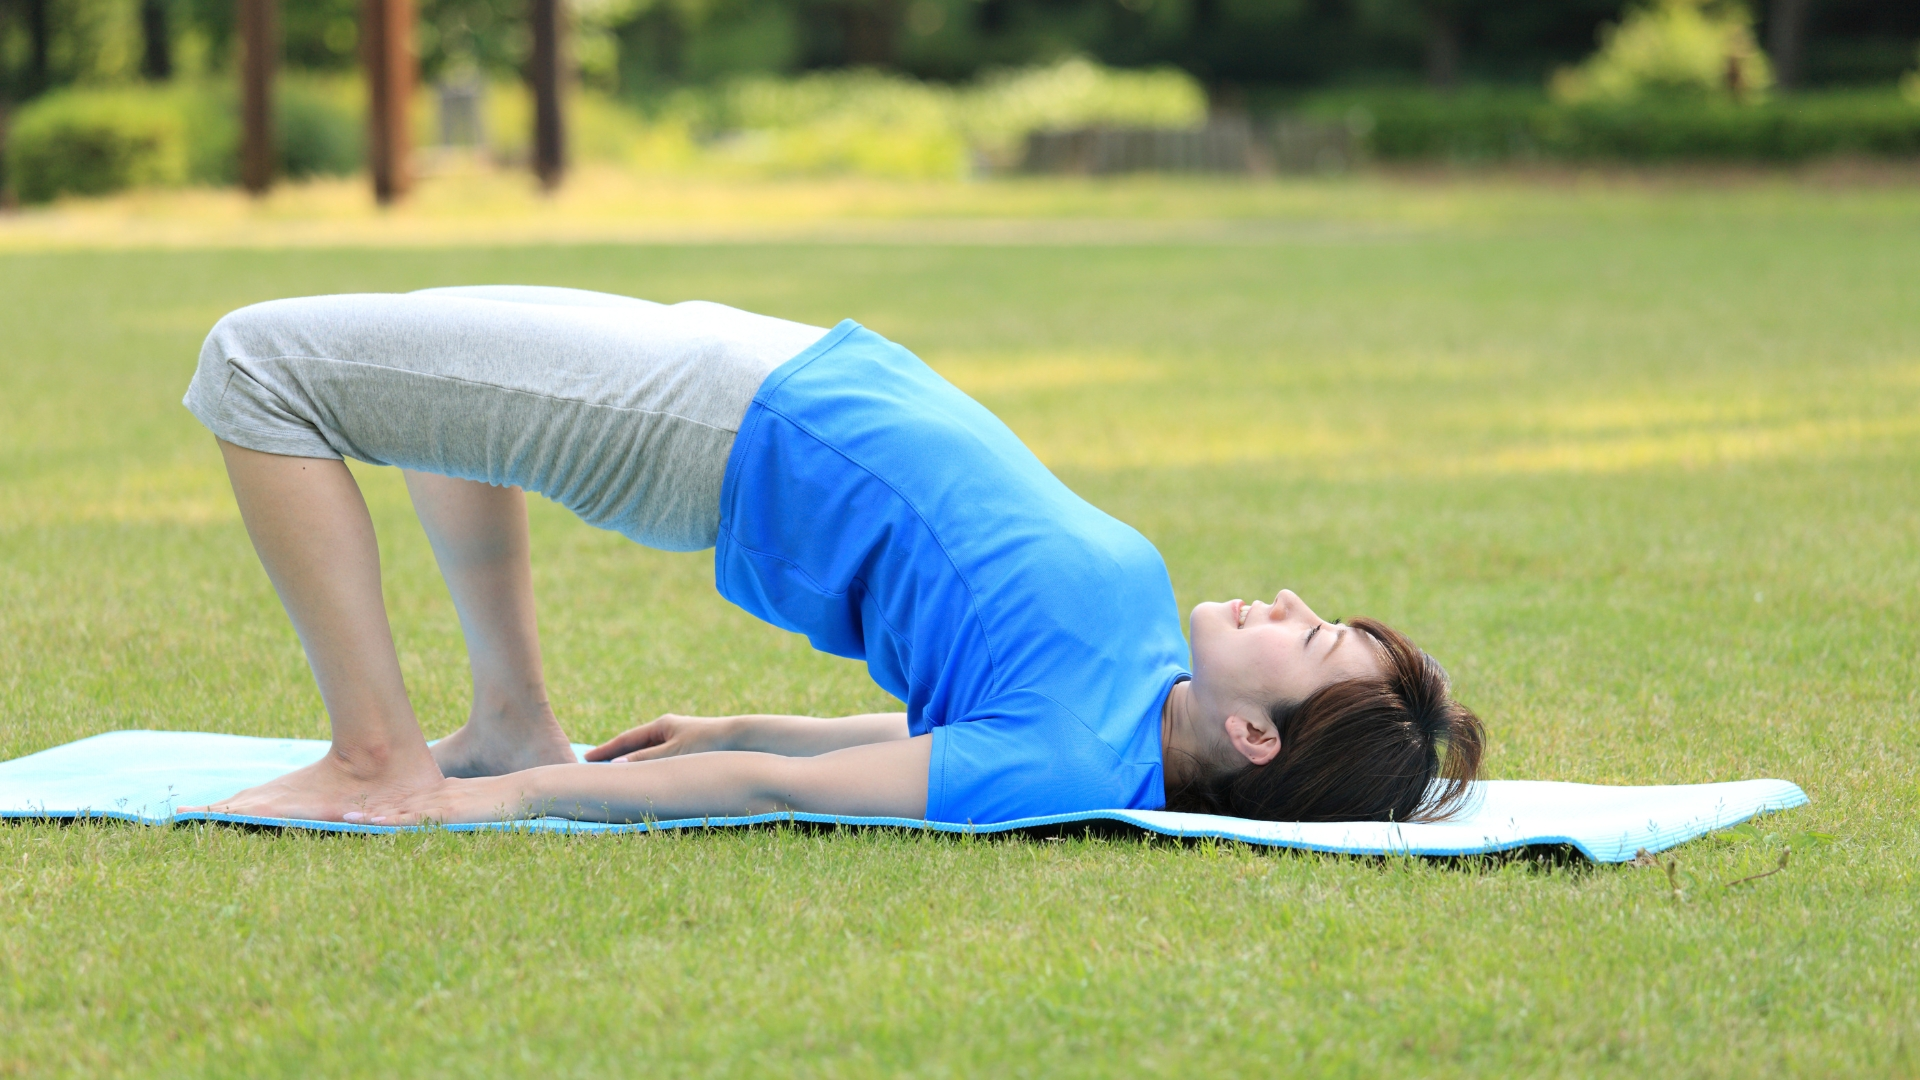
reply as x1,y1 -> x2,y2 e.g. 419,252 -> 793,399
1273,588 -> 1320,624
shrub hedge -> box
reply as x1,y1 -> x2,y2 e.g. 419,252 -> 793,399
6,78 -> 1916,202
4,79 -> 362,204
6,91 -> 189,204
1299,89 -> 1920,163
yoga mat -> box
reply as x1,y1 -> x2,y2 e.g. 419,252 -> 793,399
0,730 -> 1808,863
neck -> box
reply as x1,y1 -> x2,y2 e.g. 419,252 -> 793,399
1160,678 -> 1205,798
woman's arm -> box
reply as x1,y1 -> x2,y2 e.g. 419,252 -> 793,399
353,734 -> 932,826
587,712 -> 910,762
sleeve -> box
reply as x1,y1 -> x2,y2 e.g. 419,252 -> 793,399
924,689 -> 1164,825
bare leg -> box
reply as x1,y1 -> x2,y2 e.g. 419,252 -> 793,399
183,440 -> 443,820
403,471 -> 575,777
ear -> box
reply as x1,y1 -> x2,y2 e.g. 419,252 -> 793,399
1223,712 -> 1281,767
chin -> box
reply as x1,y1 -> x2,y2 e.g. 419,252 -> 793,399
1191,599 -> 1228,621
1187,601 -> 1227,650
1188,601 -> 1216,637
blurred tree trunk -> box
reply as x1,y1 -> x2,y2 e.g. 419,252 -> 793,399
1767,0 -> 1811,89
973,0 -> 1008,35
23,0 -> 50,97
142,0 -> 173,81
836,0 -> 900,67
1421,2 -> 1459,91
0,100 -> 12,209
362,0 -> 414,204
1,5 -> 8,208
530,0 -> 566,191
1193,0 -> 1219,33
239,0 -> 276,194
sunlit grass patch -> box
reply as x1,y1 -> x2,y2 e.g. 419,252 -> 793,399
938,350 -> 1920,478
5,460 -> 238,527
4,163 -> 1920,252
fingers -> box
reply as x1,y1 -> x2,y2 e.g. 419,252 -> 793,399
582,740 -> 624,762
342,810 -> 427,826
586,720 -> 665,762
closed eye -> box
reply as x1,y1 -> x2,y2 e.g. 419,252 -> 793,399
1304,624 -> 1320,648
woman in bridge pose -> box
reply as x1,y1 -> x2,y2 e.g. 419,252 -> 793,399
180,286 -> 1482,827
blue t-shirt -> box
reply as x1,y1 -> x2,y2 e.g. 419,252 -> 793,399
715,321 -> 1192,824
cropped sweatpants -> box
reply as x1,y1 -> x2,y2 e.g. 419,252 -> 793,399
182,286 -> 829,551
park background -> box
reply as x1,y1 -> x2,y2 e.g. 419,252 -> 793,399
0,0 -> 1918,201
3,0 -> 1919,1076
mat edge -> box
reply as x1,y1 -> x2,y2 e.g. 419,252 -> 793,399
3,783 -> 1810,862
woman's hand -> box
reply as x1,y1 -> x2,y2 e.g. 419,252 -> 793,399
347,735 -> 934,826
588,712 -> 909,763
586,714 -> 736,763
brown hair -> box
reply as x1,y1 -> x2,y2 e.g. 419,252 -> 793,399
1168,617 -> 1484,823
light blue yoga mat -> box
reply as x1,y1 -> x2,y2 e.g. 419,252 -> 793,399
0,730 -> 1808,863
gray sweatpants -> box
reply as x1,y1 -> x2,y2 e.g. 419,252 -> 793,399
183,286 -> 829,551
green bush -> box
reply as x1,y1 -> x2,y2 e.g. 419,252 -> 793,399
1300,88 -> 1920,164
275,77 -> 364,179
176,77 -> 364,186
1299,89 -> 1542,162
711,70 -> 967,178
1551,0 -> 1772,104
5,89 -> 189,204
621,58 -> 1211,178
1543,94 -> 1920,160
3,79 -> 361,203
961,58 -> 1209,167
177,88 -> 241,185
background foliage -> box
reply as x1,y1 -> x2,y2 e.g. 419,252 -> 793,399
2,0 -> 1917,107
0,1 -> 1918,200
1550,0 -> 1773,103
3,75 -> 361,201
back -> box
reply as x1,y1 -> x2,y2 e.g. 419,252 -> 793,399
716,322 -> 1191,823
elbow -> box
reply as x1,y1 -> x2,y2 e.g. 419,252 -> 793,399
742,756 -> 809,815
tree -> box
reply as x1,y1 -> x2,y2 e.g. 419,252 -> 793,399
1420,1 -> 1462,90
19,0 -> 51,97
1552,0 -> 1773,103
1765,0 -> 1811,88
141,0 -> 172,79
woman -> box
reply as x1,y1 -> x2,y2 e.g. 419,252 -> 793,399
179,286 -> 1482,827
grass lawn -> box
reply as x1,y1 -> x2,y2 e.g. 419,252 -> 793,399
2,176 -> 1917,1076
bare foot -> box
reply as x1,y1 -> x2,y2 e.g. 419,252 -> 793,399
179,743 -> 445,822
341,773 -> 544,827
431,713 -> 577,778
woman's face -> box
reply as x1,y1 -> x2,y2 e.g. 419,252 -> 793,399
1189,589 -> 1385,713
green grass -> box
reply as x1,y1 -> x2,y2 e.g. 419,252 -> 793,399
2,179 -> 1918,1076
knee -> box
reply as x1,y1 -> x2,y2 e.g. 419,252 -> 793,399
188,298 -> 332,417
201,298 -> 309,364
184,299 -> 347,458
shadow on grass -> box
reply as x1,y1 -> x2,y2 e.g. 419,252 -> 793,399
5,809 -> 1603,874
